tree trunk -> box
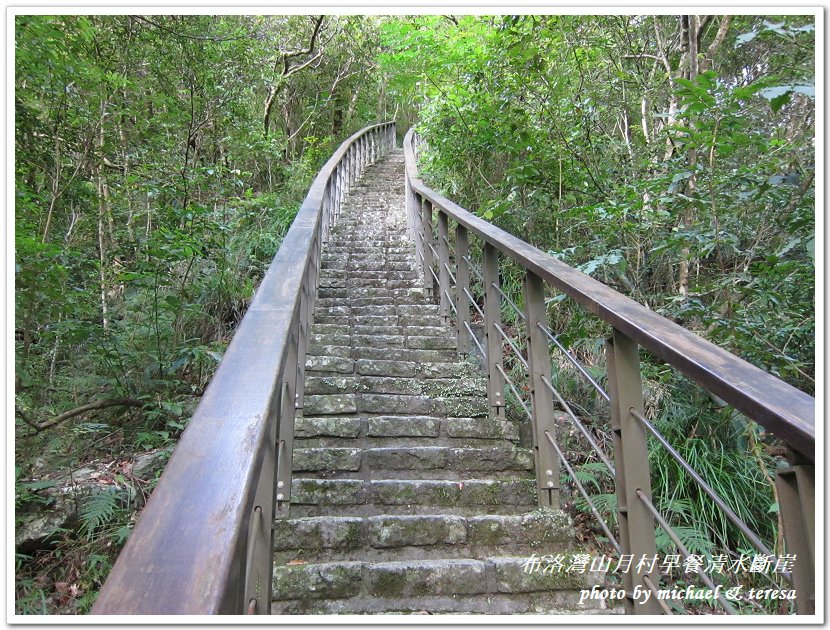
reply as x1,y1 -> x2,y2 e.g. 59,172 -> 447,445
95,104 -> 111,330
678,15 -> 700,301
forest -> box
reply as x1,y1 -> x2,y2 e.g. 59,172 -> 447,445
14,14 -> 815,613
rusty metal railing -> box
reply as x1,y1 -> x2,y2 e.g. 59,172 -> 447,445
92,121 -> 396,615
404,127 -> 815,616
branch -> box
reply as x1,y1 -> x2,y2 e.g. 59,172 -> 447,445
700,16 -> 732,72
16,398 -> 145,433
264,16 -> 326,136
283,50 -> 323,79
697,15 -> 714,48
131,16 -> 252,42
280,15 -> 325,72
784,169 -> 815,216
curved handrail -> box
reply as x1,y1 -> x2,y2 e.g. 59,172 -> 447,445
404,128 -> 814,461
93,121 -> 396,615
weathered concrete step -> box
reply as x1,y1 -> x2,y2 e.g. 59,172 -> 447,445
272,593 -> 617,615
321,261 -> 413,272
305,376 -> 357,395
294,414 -> 520,442
347,324 -> 452,337
295,415 -> 363,438
318,270 -> 416,281
303,392 -> 488,417
304,355 -> 354,374
321,254 -> 413,265
355,377 -> 485,397
317,288 -> 425,301
272,556 -> 601,612
355,394 -> 488,417
353,359 -> 481,379
306,344 -> 351,359
304,394 -> 358,415
291,478 -> 536,515
274,511 -> 574,559
292,445 -> 533,475
352,348 -> 462,364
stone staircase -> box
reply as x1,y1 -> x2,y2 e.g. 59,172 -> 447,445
271,150 -> 608,615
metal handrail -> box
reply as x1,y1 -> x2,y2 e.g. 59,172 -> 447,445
404,126 -> 815,615
93,121 -> 396,615
404,130 -> 814,461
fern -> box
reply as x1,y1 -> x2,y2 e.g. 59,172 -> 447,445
655,524 -> 716,558
80,488 -> 119,540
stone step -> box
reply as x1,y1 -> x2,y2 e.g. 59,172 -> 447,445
289,478 -> 537,516
350,348 -> 461,364
272,556 -> 603,613
272,594 -> 618,615
318,270 -> 418,282
294,414 -> 520,442
292,445 -> 533,476
272,151 -> 598,615
273,512 -> 574,560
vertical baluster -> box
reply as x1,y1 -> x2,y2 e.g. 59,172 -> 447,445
606,330 -> 661,614
335,163 -> 342,214
524,270 -> 558,507
437,211 -> 451,322
455,225 -> 470,353
347,146 -> 353,190
421,199 -> 435,298
776,453 -> 815,614
483,243 -> 505,417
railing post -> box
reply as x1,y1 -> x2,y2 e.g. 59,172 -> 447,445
455,225 -> 471,353
437,211 -> 451,322
606,329 -> 661,614
776,452 -> 815,614
406,183 -> 422,265
421,199 -> 435,298
524,270 -> 559,508
275,322 -> 299,519
483,242 -> 505,417
295,234 -> 319,411
243,398 -> 277,614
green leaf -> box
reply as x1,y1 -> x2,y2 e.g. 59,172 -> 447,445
81,488 -> 119,539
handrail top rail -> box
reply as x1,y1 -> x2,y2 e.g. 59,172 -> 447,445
250,121 -> 395,314
404,127 -> 814,461
93,121 -> 395,614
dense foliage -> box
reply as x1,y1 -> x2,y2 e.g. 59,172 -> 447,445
382,15 -> 815,389
15,14 -> 814,614
14,15 -> 391,612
